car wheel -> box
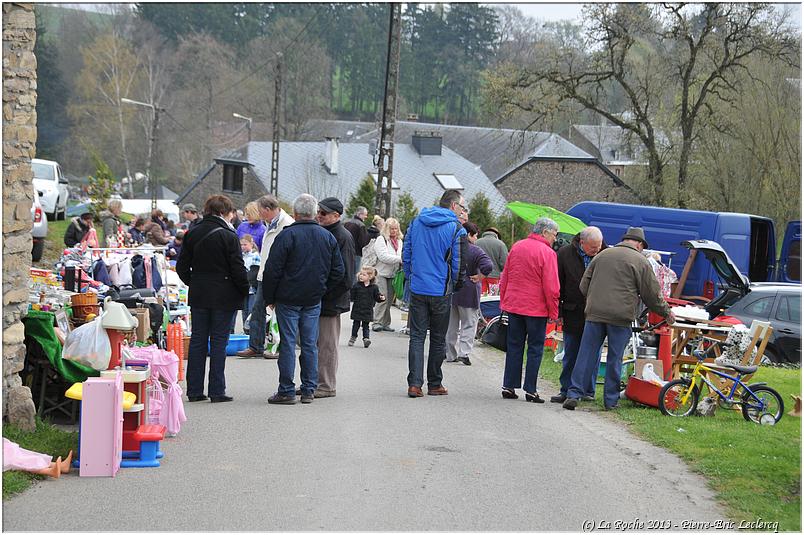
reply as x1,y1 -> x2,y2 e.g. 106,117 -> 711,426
31,239 -> 44,262
760,346 -> 780,365
57,203 -> 66,220
46,210 -> 56,221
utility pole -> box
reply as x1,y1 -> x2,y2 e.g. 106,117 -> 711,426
374,3 -> 402,218
270,52 -> 283,196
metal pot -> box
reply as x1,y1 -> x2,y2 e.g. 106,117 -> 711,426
639,331 -> 660,347
636,346 -> 659,358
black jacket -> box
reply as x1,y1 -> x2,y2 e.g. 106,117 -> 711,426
343,217 -> 370,253
350,281 -> 383,321
320,220 -> 355,317
64,217 -> 90,247
262,219 -> 345,307
176,215 -> 249,311
557,234 -> 606,335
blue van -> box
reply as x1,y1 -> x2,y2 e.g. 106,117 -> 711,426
777,221 -> 801,283
566,201 -> 779,299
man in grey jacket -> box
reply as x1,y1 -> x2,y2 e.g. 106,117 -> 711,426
475,227 -> 508,279
563,227 -> 675,411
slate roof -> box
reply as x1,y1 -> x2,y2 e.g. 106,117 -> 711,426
213,141 -> 510,214
569,125 -> 648,165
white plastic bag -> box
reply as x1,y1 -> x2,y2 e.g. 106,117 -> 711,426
62,317 -> 112,370
266,312 -> 281,355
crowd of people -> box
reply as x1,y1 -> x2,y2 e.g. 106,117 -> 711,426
67,188 -> 677,409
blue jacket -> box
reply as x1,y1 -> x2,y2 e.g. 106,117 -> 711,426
262,219 -> 345,307
402,207 -> 466,297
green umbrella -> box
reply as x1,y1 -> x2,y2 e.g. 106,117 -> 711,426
506,201 -> 587,236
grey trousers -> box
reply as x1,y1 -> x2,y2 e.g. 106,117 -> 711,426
446,305 -> 480,361
373,276 -> 395,327
317,314 -> 341,393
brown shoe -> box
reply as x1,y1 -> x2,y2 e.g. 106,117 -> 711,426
427,385 -> 448,396
407,386 -> 423,398
236,347 -> 263,358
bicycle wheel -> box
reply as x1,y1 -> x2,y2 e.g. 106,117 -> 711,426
741,385 -> 784,425
659,379 -> 699,417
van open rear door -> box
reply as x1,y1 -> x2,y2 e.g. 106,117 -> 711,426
778,221 -> 801,283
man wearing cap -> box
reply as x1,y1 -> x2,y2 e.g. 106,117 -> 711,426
475,226 -> 508,293
181,203 -> 202,232
313,197 -> 355,398
563,227 -> 675,411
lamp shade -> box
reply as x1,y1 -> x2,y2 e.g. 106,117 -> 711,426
101,297 -> 139,330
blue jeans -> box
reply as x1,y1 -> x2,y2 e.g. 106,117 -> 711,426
502,313 -> 547,393
247,281 -> 267,352
187,307 -> 233,398
559,331 -> 601,397
275,302 -> 321,397
241,292 -> 256,328
407,293 -> 451,388
568,321 -> 631,408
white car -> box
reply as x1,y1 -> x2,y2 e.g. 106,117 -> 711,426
32,158 -> 69,220
31,185 -> 48,262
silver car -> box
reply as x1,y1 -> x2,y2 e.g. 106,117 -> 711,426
31,185 -> 48,262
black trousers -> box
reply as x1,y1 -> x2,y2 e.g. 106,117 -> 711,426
351,320 -> 370,339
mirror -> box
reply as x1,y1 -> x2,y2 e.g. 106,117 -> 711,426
59,177 -> 69,185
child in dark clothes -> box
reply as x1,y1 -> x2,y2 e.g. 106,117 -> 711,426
350,266 -> 385,348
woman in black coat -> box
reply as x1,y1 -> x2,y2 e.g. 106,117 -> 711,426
176,195 -> 249,403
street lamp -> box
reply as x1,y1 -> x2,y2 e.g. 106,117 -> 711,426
121,97 -> 165,210
232,112 -> 253,143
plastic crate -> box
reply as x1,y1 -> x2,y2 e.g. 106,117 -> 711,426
624,376 -> 662,408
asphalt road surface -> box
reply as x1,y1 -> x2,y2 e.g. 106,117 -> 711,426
3,308 -> 725,531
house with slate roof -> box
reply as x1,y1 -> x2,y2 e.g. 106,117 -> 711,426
493,133 -> 638,211
567,124 -> 648,178
175,132 -> 510,215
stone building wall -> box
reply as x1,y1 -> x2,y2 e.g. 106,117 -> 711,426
183,165 -> 268,212
495,160 -> 639,212
2,3 -> 37,431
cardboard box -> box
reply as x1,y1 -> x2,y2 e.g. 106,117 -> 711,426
128,308 -> 150,342
635,358 -> 663,381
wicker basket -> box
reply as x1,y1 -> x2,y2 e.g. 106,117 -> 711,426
70,293 -> 98,307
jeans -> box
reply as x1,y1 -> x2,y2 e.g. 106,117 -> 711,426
407,292 -> 451,388
567,321 -> 632,408
502,313 -> 547,393
241,292 -> 256,328
275,302 -> 321,397
351,320 -> 370,339
559,330 -> 601,397
354,256 -> 362,280
187,307 -> 233,398
247,281 -> 267,352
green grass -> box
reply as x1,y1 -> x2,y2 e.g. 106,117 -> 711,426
537,349 -> 801,531
2,418 -> 78,498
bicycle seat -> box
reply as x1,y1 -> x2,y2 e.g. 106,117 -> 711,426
724,363 -> 758,375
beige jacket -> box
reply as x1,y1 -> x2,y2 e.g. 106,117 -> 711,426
580,242 -> 671,327
373,235 -> 403,278
256,209 -> 295,282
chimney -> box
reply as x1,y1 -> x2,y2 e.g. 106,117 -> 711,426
324,136 -> 339,175
412,130 -> 442,156
406,113 -> 419,122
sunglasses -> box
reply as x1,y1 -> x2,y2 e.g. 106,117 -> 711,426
318,209 -> 333,216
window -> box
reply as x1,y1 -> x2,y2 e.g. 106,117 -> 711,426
744,296 -> 774,318
222,164 -> 244,193
786,240 -> 801,281
433,173 -> 463,190
31,162 -> 55,180
775,295 -> 801,323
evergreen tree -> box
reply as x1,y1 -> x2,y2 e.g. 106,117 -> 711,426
495,210 -> 531,249
346,175 -> 377,223
87,152 -> 116,221
394,191 -> 419,234
34,6 -> 70,158
467,192 -> 494,235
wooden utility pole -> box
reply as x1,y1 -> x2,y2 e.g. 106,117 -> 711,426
270,52 -> 283,196
374,3 -> 402,218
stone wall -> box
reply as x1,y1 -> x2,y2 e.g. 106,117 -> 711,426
2,3 -> 37,431
183,165 -> 268,212
495,160 -> 639,212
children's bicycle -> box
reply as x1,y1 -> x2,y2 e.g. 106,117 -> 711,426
658,348 -> 784,425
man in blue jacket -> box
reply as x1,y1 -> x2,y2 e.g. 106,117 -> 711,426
262,194 -> 345,405
403,189 -> 467,398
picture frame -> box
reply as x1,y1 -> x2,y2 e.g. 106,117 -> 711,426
54,309 -> 71,334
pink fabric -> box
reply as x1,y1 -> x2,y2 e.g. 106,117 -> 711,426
144,257 -> 153,289
3,438 -> 52,471
128,345 -> 186,435
499,233 -> 560,319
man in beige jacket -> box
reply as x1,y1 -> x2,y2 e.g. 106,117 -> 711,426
236,194 -> 295,358
563,227 -> 675,411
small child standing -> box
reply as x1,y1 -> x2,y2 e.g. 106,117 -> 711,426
350,266 -> 385,348
240,234 -> 261,332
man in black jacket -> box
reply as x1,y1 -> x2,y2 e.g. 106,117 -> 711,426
551,226 -> 605,404
314,197 -> 355,398
263,194 -> 345,405
63,213 -> 93,247
343,206 -> 369,276
177,195 -> 249,403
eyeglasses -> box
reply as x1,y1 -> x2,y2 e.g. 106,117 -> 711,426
455,202 -> 467,213
317,210 -> 330,216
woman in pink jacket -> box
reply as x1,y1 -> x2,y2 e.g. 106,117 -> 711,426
500,217 -> 560,402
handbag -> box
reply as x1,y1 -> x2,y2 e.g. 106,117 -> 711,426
481,313 -> 508,351
391,270 -> 405,298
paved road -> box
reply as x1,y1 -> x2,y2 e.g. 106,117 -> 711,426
4,308 -> 726,531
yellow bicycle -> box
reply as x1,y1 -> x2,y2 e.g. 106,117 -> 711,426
658,349 -> 784,425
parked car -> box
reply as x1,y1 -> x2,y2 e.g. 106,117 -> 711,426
31,158 -> 69,220
723,284 -> 801,364
31,185 -> 47,262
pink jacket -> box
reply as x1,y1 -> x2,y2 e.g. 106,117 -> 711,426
499,233 -> 560,319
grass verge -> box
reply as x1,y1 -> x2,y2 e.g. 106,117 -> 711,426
537,349 -> 801,531
2,418 -> 79,499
